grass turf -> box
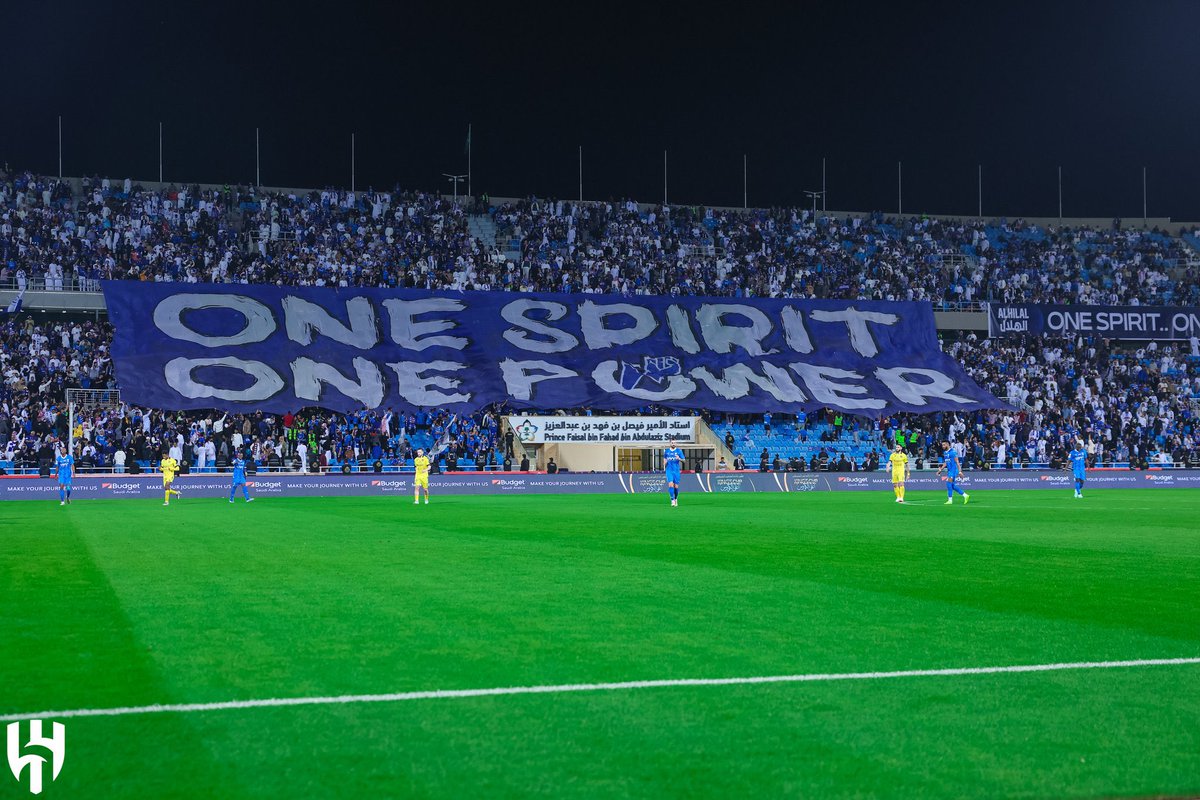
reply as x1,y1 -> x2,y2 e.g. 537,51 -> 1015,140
1,488 -> 1198,798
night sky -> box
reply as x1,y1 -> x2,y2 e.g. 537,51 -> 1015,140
4,1 -> 1199,221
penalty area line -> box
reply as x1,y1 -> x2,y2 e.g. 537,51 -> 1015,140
2,657 -> 1198,722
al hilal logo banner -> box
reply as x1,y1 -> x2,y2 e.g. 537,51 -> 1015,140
7,720 -> 65,795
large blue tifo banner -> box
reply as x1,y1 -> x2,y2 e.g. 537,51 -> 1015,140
989,303 -> 1200,340
103,281 -> 1005,416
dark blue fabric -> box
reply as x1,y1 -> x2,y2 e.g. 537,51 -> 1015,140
104,281 -> 1004,416
989,303 -> 1200,340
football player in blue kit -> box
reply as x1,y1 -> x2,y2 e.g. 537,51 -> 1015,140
1068,441 -> 1088,498
664,437 -> 685,507
938,440 -> 970,505
56,443 -> 74,506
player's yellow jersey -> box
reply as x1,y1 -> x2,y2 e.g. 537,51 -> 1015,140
414,456 -> 430,478
888,451 -> 908,474
161,457 -> 179,482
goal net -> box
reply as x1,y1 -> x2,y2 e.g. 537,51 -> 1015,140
66,388 -> 122,455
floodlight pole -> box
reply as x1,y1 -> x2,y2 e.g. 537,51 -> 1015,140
351,133 -> 356,194
256,127 -> 260,187
743,154 -> 748,209
804,190 -> 825,216
1142,166 -> 1147,224
578,146 -> 583,202
158,122 -> 163,184
822,157 -> 827,211
978,164 -> 982,218
443,173 -> 467,203
1057,166 -> 1062,222
897,161 -> 902,216
57,116 -> 62,179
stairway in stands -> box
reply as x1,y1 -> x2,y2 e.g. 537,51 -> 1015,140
468,214 -> 498,248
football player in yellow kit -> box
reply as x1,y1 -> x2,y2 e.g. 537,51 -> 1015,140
413,448 -> 431,505
161,453 -> 182,506
888,444 -> 910,504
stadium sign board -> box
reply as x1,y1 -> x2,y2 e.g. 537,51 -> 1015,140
988,303 -> 1200,340
507,416 -> 696,444
102,281 -> 1004,417
2,469 -> 1196,501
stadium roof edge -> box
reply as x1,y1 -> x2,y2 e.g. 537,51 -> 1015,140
49,176 -> 1195,234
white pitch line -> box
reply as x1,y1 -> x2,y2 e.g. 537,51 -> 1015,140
2,657 -> 1197,723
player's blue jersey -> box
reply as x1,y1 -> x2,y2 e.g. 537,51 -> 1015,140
943,448 -> 961,475
664,447 -> 684,473
1069,449 -> 1087,475
231,458 -> 247,483
56,454 -> 74,481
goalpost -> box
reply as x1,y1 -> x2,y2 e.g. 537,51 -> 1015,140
66,388 -> 122,456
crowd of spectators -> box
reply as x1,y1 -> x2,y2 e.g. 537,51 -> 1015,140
2,311 -> 1197,476
714,334 -> 1200,472
0,316 -> 525,474
2,167 -> 1198,306
3,166 -> 1199,476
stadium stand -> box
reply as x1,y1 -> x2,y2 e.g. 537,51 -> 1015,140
3,169 -> 1198,306
2,166 -> 1198,476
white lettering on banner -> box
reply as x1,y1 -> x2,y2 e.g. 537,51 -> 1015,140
282,296 -> 379,349
695,304 -> 777,356
292,357 -> 385,408
578,301 -> 659,349
780,307 -> 815,354
1172,312 -> 1200,336
501,300 -> 580,353
508,416 -> 696,444
690,363 -> 807,402
666,305 -> 702,354
381,298 -> 468,351
1047,309 -> 1169,336
164,357 -> 285,402
498,359 -> 580,401
991,305 -> 1031,334
789,363 -> 886,410
873,367 -> 972,406
154,294 -> 276,347
592,361 -> 696,400
994,305 -> 1200,340
808,308 -> 899,357
387,361 -> 470,405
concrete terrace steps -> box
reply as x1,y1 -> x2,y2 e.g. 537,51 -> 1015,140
467,214 -> 499,248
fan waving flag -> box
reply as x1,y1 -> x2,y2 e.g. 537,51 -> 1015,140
3,288 -> 25,315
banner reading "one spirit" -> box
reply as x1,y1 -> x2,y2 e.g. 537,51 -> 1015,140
103,282 -> 1005,416
989,303 -> 1200,340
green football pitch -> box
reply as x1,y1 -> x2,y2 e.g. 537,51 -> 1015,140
2,489 -> 1198,799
